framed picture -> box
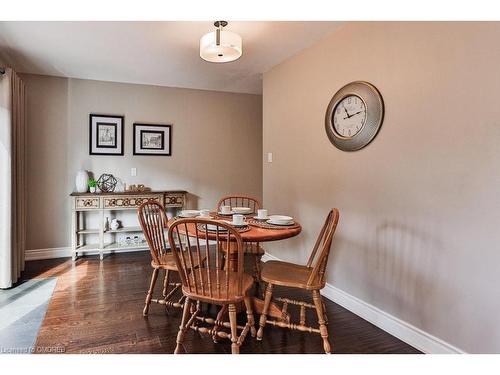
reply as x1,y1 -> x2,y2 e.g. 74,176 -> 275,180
89,114 -> 124,155
133,123 -> 172,156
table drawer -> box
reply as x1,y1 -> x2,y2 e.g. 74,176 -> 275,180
164,193 -> 185,207
75,197 -> 100,209
103,195 -> 162,209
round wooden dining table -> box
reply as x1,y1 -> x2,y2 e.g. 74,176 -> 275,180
168,216 -> 301,269
167,214 -> 302,319
168,216 -> 301,240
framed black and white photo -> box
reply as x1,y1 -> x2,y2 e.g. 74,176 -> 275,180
89,114 -> 124,155
133,123 -> 172,156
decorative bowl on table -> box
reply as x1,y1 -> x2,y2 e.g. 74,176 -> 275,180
267,215 -> 294,226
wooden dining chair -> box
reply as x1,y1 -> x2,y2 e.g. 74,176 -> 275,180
138,201 -> 205,316
256,208 -> 340,354
216,195 -> 264,283
167,218 -> 256,354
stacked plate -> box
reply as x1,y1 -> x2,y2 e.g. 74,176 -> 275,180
231,207 -> 253,214
267,215 -> 294,226
178,210 -> 199,218
206,223 -> 228,231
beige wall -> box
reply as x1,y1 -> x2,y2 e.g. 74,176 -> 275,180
263,22 -> 500,353
23,74 -> 262,250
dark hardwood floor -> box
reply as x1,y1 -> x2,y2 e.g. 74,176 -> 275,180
23,252 -> 420,354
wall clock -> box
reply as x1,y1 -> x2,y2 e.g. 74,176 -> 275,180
325,81 -> 384,151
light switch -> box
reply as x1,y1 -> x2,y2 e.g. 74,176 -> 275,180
267,152 -> 273,163
131,167 -> 137,176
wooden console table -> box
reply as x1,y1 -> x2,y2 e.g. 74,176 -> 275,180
70,190 -> 187,261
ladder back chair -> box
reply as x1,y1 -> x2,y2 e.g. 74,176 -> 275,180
138,201 -> 205,316
256,208 -> 340,353
167,218 -> 256,354
216,195 -> 264,283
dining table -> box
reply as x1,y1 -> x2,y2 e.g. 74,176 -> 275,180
167,212 -> 302,320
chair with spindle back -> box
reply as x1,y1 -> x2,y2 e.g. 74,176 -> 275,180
216,195 -> 264,284
168,218 -> 256,354
138,201 -> 205,316
256,208 -> 340,353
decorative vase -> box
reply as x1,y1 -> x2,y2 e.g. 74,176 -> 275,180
110,219 -> 120,231
104,217 -> 110,231
75,170 -> 89,193
89,186 -> 96,193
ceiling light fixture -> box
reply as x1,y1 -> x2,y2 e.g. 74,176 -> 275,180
199,21 -> 242,63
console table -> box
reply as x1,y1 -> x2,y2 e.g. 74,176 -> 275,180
70,190 -> 187,261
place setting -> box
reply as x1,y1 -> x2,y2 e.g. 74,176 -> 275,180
216,204 -> 254,217
192,209 -> 252,233
247,209 -> 301,230
179,207 -> 299,231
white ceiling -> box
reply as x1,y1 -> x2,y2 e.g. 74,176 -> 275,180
0,21 -> 342,94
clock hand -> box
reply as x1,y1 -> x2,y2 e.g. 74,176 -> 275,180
342,103 -> 352,118
350,110 -> 365,117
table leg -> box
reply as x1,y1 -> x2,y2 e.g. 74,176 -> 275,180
222,242 -> 290,321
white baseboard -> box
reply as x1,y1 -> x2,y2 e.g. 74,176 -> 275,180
261,253 -> 465,354
25,247 -> 72,261
25,246 -> 148,261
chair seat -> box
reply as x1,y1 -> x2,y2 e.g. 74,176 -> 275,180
152,252 -> 205,271
181,268 -> 254,304
261,260 -> 322,290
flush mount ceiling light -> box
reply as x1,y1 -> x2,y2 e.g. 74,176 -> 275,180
200,21 -> 242,63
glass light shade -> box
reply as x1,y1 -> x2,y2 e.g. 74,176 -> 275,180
199,30 -> 242,63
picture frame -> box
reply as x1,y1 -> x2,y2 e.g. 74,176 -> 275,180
89,114 -> 124,155
133,123 -> 172,156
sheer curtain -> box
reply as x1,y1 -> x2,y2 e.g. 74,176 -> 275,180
0,67 -> 27,289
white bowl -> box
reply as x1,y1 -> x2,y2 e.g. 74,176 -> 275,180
231,207 -> 253,214
268,215 -> 293,222
178,210 -> 200,218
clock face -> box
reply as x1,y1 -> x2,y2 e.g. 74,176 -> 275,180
332,95 -> 367,138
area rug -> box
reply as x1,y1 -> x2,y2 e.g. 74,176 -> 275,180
0,277 -> 57,354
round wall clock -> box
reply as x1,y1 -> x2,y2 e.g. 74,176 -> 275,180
325,81 -> 384,151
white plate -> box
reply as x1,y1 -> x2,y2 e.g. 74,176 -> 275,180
222,220 -> 248,228
267,219 -> 295,226
231,207 -> 253,214
205,223 -> 228,231
217,211 -> 233,216
268,215 -> 294,221
253,216 -> 269,221
178,210 -> 200,218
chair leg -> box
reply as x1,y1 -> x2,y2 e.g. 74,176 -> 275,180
228,304 -> 239,354
244,296 -> 256,337
253,254 -> 262,285
312,290 -> 331,354
143,268 -> 159,316
162,269 -> 170,298
174,297 -> 192,354
256,283 -> 273,340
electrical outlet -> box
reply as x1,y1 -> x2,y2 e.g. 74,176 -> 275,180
131,167 -> 137,176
